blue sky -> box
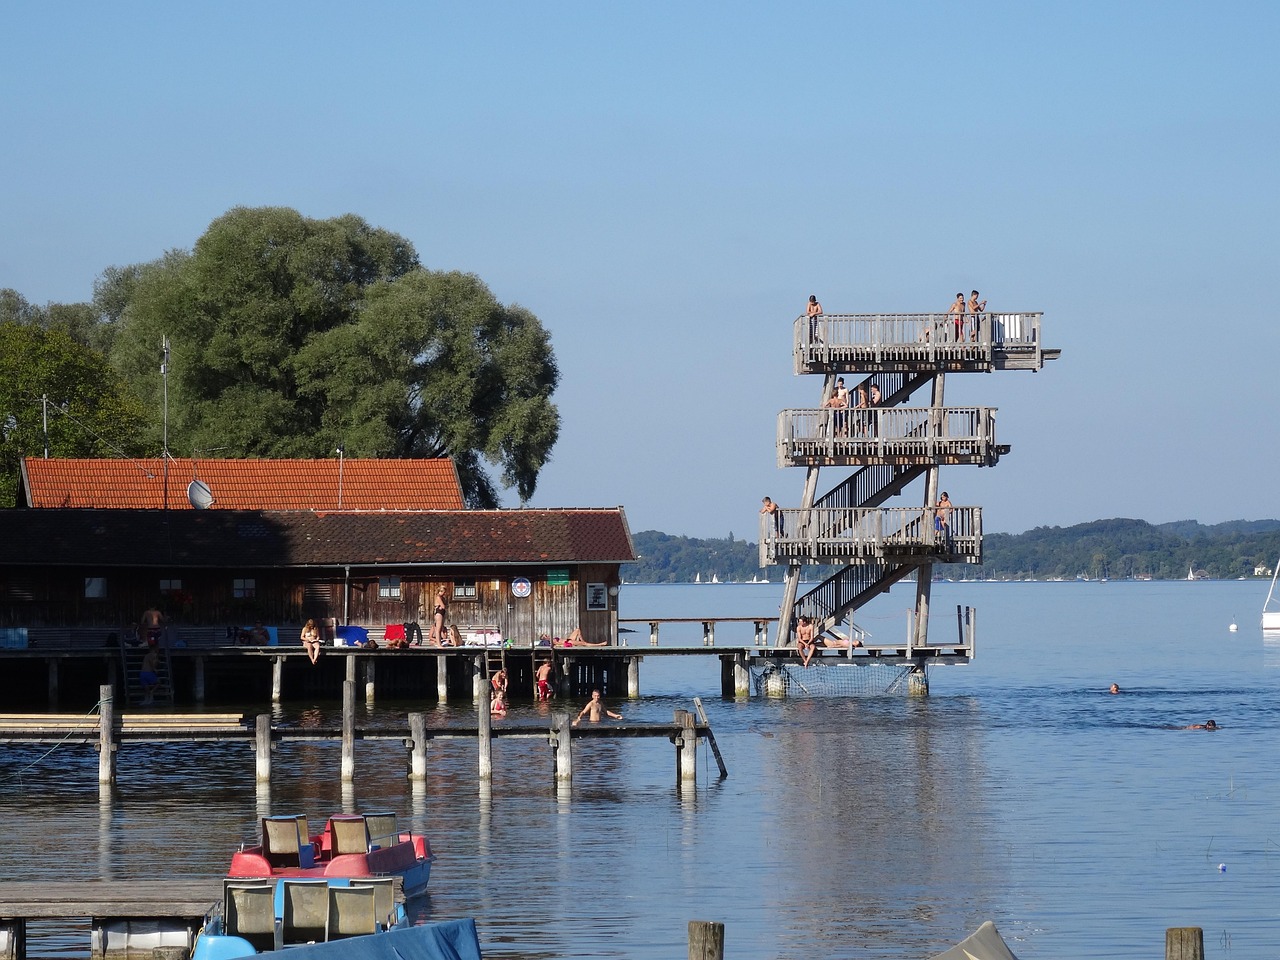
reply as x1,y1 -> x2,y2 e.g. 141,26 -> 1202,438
2,2 -> 1276,539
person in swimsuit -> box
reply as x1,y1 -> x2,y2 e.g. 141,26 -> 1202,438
795,616 -> 818,668
806,295 -> 824,344
760,497 -> 784,538
867,383 -> 882,437
1108,683 -> 1121,695
491,667 -> 508,697
1183,720 -> 1218,730
825,377 -> 850,437
967,290 -> 986,341
139,647 -> 159,706
301,618 -> 321,665
934,492 -> 954,551
139,607 -> 164,647
428,588 -> 447,645
947,292 -> 966,341
573,690 -> 622,725
535,659 -> 555,701
853,383 -> 870,436
564,627 -> 608,646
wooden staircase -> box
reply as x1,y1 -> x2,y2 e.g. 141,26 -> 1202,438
117,636 -> 175,707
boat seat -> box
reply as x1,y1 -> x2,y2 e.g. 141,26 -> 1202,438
330,815 -> 371,856
281,880 -> 329,945
347,878 -> 396,929
263,815 -> 315,869
223,880 -> 279,952
327,885 -> 378,940
363,812 -> 398,850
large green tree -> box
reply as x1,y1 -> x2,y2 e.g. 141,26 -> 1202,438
0,321 -> 150,506
108,207 -> 560,506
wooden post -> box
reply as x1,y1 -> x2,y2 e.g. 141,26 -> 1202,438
255,714 -> 272,782
0,919 -> 25,960
676,709 -> 697,786
1165,927 -> 1204,960
559,656 -> 573,699
908,664 -> 929,697
702,621 -> 715,646
194,656 -> 206,703
365,657 -> 376,703
688,920 -> 724,960
345,652 -> 356,683
649,621 -> 660,646
47,658 -> 58,708
553,712 -> 572,783
271,656 -> 283,704
472,655 -> 485,703
341,679 -> 356,782
754,620 -> 767,646
627,657 -> 640,698
477,679 -> 493,781
436,654 -> 449,703
97,684 -> 115,785
734,653 -> 750,698
408,712 -> 428,781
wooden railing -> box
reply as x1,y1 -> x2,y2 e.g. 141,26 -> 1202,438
760,505 -> 982,565
776,405 -> 1000,466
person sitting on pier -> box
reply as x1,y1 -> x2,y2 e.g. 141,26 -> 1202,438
573,689 -> 622,725
301,618 -> 322,665
445,625 -> 462,647
248,622 -> 271,645
535,659 -> 556,701
795,616 -> 818,668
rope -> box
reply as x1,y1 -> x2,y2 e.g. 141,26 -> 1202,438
0,695 -> 113,784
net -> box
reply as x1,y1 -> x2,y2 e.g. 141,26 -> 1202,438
750,658 -> 919,697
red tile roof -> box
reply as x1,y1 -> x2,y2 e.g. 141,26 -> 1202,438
0,508 -> 635,567
20,458 -> 464,511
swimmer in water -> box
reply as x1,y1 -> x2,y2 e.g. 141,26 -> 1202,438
1108,683 -> 1120,695
1182,719 -> 1218,730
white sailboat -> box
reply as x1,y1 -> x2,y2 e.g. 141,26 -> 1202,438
1263,560 -> 1280,630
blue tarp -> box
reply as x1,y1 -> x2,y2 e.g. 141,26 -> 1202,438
250,920 -> 482,960
335,625 -> 369,647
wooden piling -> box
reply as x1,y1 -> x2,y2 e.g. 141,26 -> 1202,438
408,713 -> 427,781
1165,927 -> 1204,960
702,621 -> 715,646
676,709 -> 697,785
97,684 -> 115,785
345,653 -> 356,683
365,658 -> 376,704
734,653 -> 750,698
477,682 -> 492,781
341,679 -> 355,782
472,655 -> 485,703
627,657 -> 640,698
688,920 -> 725,960
693,698 -> 728,779
553,712 -> 572,782
255,714 -> 271,782
436,656 -> 448,703
271,657 -> 283,704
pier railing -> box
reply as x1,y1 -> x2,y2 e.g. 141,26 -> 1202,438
777,405 -> 1001,466
760,506 -> 982,565
793,312 -> 1049,372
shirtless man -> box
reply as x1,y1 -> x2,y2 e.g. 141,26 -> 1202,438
795,616 -> 818,668
760,497 -> 784,538
806,294 -> 823,344
967,291 -> 986,341
535,659 -> 555,701
947,292 -> 966,341
139,607 -> 164,647
867,383 -> 881,437
573,689 -> 621,725
824,377 -> 850,436
1183,720 -> 1218,730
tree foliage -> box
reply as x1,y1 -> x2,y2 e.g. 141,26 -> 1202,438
107,207 -> 559,505
0,321 -> 149,506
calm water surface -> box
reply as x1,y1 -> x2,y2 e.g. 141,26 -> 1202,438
3,581 -> 1279,959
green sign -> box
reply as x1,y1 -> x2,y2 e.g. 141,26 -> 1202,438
547,568 -> 570,585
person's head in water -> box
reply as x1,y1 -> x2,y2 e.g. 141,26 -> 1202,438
1206,719 -> 1218,730
1109,683 -> 1120,695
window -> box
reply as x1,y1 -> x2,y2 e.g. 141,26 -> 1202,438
159,579 -> 182,593
453,579 -> 477,600
233,578 -> 256,599
379,576 -> 401,599
84,577 -> 108,599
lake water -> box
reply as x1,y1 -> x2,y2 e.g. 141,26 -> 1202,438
4,581 -> 1279,959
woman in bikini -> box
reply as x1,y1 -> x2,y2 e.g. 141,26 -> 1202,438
300,618 -> 321,665
428,588 -> 447,646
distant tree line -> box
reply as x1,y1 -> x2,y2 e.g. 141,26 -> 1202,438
626,519 -> 1280,583
0,207 -> 559,508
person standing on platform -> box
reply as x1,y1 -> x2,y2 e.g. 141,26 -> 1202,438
823,379 -> 849,437
795,616 -> 818,668
867,382 -> 882,437
806,295 -> 824,344
139,606 -> 165,647
947,292 -> 967,341
428,588 -> 447,646
573,689 -> 622,724
935,492 -> 954,552
761,497 -> 784,537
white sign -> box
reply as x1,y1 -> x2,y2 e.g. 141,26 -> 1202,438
586,583 -> 609,611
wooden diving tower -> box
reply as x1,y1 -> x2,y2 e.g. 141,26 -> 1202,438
761,310 -> 1059,689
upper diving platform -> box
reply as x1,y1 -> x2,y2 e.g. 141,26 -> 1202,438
795,312 -> 1059,374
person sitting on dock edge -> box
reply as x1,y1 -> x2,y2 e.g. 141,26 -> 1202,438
573,690 -> 622,724
795,616 -> 817,668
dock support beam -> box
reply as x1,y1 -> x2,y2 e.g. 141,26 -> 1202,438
688,921 -> 725,960
1166,927 -> 1204,960
676,709 -> 698,786
436,657 -> 448,703
97,684 -> 115,785
908,664 -> 929,697
271,657 -> 283,704
341,679 -> 355,782
472,655 -> 485,703
0,919 -> 26,960
408,713 -> 428,781
194,656 -> 205,703
734,653 -> 750,697
553,712 -> 572,783
627,657 -> 640,698
365,659 -> 376,704
477,683 -> 492,781
255,714 -> 271,782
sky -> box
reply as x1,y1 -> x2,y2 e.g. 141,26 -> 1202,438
2,1 -> 1277,540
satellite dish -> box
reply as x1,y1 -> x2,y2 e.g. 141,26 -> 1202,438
187,479 -> 214,509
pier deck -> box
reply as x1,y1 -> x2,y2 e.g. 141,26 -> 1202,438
0,880 -> 220,918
